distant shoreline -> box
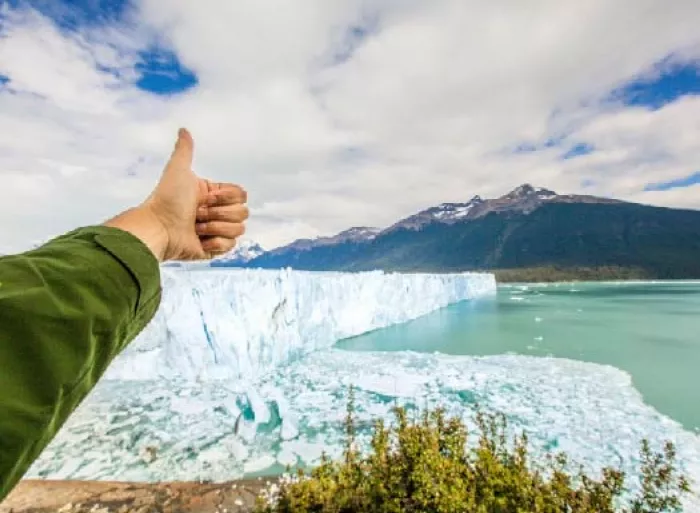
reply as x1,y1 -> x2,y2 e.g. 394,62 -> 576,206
492,265 -> 691,283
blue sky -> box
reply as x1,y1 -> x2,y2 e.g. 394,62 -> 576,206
612,61 -> 700,110
134,46 -> 198,95
645,171 -> 700,192
1,0 -> 700,251
512,62 -> 700,162
2,0 -> 199,95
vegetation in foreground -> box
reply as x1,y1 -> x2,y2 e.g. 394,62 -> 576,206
257,395 -> 691,513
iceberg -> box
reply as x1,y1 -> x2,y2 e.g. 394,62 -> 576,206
105,268 -> 496,381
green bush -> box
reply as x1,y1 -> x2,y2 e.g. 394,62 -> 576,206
256,391 -> 691,513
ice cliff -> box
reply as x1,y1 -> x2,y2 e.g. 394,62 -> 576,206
105,268 -> 496,382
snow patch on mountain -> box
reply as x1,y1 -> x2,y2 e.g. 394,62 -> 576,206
382,184 -> 618,234
214,239 -> 265,264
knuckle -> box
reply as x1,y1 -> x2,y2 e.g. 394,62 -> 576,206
209,206 -> 224,221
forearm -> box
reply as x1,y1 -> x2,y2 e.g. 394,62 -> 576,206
0,226 -> 161,500
104,205 -> 169,262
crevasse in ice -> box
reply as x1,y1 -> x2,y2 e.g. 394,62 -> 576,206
105,268 -> 496,381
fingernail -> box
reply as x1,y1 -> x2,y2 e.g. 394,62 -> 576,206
197,206 -> 207,216
196,222 -> 206,232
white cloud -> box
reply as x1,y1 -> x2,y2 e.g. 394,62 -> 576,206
1,0 -> 700,252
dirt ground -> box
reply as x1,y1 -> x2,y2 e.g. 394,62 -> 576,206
0,479 -> 275,513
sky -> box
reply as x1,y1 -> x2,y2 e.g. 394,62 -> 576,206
1,0 -> 700,252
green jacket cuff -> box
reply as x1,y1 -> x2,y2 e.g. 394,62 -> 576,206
55,226 -> 161,312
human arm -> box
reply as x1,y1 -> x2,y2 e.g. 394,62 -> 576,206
0,226 -> 162,500
0,128 -> 248,500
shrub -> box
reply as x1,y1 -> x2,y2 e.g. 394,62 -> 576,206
256,391 -> 691,512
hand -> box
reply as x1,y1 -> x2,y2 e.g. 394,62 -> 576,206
106,128 -> 248,261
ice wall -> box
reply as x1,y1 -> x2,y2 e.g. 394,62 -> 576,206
105,268 -> 496,381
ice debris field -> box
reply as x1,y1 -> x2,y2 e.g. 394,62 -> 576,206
28,269 -> 700,508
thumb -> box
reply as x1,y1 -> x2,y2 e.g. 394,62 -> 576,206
165,128 -> 194,173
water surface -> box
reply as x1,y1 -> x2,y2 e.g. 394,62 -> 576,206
338,281 -> 700,431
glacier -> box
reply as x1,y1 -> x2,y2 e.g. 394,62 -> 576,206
105,268 -> 496,381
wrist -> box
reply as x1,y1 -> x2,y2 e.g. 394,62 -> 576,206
104,205 -> 169,262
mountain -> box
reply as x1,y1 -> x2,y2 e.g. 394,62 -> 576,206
224,226 -> 381,271
212,239 -> 265,265
265,226 -> 379,255
231,185 -> 700,280
384,184 -> 621,234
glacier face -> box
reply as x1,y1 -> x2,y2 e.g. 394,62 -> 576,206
105,268 -> 496,382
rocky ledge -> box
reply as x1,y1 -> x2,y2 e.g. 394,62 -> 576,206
1,479 -> 275,513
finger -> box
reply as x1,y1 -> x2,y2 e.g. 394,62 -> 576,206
195,221 -> 246,238
206,185 -> 247,206
207,182 -> 243,193
201,236 -> 236,255
197,204 -> 249,223
167,128 -> 194,171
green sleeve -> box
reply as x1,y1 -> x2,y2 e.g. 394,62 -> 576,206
0,226 -> 162,500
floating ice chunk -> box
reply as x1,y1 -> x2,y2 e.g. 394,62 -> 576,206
247,388 -> 270,425
281,416 -> 299,441
244,455 -> 277,474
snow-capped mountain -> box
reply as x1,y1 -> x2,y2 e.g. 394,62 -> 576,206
334,226 -> 382,242
232,183 -> 700,277
238,184 -> 622,267
213,239 -> 265,264
264,227 -> 380,256
385,196 -> 485,232
316,226 -> 381,245
384,184 -> 618,233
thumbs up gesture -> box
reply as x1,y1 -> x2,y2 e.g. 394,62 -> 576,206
106,128 -> 248,261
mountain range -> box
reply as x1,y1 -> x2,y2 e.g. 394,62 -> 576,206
212,184 -> 700,280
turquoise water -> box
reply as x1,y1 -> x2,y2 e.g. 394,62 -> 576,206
338,282 -> 700,432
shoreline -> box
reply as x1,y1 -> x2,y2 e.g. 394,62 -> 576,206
0,478 -> 277,513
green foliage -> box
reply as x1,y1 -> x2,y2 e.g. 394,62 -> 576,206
493,265 -> 651,283
256,397 -> 691,513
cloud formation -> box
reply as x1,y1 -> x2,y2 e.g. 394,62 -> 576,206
1,0 -> 700,252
